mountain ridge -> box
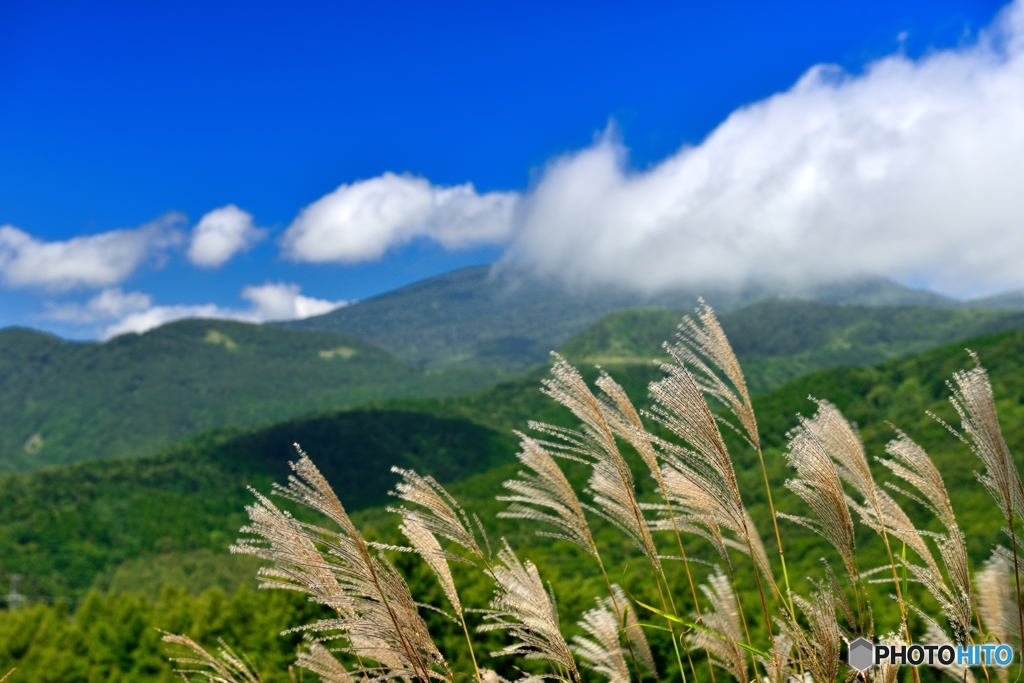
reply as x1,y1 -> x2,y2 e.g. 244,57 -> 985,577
282,265 -> 969,371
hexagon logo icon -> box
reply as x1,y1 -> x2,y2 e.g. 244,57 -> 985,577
848,638 -> 874,671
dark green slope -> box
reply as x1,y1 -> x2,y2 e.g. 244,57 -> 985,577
283,265 -> 962,372
559,300 -> 1024,394
0,407 -> 514,600
0,319 -> 495,472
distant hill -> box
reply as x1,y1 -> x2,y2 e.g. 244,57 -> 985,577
970,288 -> 1024,310
0,319 -> 496,472
283,265 -> 963,372
559,300 -> 1024,394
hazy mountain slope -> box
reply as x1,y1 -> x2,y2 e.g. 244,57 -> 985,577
559,300 -> 1024,393
970,288 -> 1024,310
283,265 -> 960,371
0,319 -> 496,472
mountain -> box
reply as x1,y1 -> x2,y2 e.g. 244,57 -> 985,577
970,288 -> 1024,310
282,265 -> 962,372
0,319 -> 496,472
559,300 -> 1024,394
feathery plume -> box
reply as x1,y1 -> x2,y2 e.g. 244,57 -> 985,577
390,467 -> 486,561
161,632 -> 263,683
789,589 -> 842,683
571,597 -> 631,683
477,541 -> 580,683
534,355 -> 657,561
295,642 -> 356,683
875,631 -> 906,683
399,515 -> 464,616
977,550 -> 1019,651
881,431 -> 973,643
498,435 -> 598,557
611,584 -> 658,679
921,623 -> 975,683
936,354 -> 1024,655
939,354 -> 1024,521
781,420 -> 857,583
232,449 -> 449,682
647,366 -> 761,565
689,569 -> 749,683
666,299 -> 759,451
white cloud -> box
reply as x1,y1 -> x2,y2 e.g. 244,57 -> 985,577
187,204 -> 266,267
102,303 -> 232,339
500,0 -> 1024,296
280,172 -> 517,263
241,282 -> 344,321
46,287 -> 153,322
0,213 -> 184,290
100,282 -> 346,339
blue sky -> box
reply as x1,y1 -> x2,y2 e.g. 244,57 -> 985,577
1,0 -> 1019,339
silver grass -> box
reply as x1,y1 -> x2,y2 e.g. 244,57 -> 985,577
610,584 -> 657,679
498,435 -> 598,557
399,515 -> 464,617
480,671 -> 547,683
921,623 -> 975,683
937,355 -> 1024,652
646,359 -> 769,576
938,354 -> 1024,522
850,475 -> 971,643
788,590 -> 842,683
570,596 -> 631,683
477,541 -> 581,683
390,466 -> 486,561
847,489 -> 939,577
232,449 -> 449,682
666,300 -> 760,451
882,430 -> 959,533
594,369 -> 660,476
161,632 -> 263,683
758,630 -> 793,683
875,631 -> 905,683
533,356 -> 657,562
881,431 -> 973,643
689,569 -> 748,683
295,642 -> 356,683
977,550 -> 1019,653
780,421 -> 857,583
797,400 -> 876,506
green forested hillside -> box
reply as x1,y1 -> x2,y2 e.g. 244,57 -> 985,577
560,300 -> 1024,393
284,265 -> 963,371
0,319 -> 496,472
0,408 -> 514,601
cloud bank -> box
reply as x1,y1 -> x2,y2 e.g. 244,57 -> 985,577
281,172 -> 517,263
99,282 -> 346,339
187,205 -> 266,267
506,2 -> 1024,295
0,214 -> 183,290
281,1 -> 1024,297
